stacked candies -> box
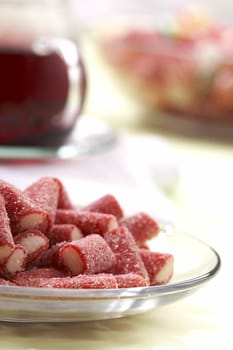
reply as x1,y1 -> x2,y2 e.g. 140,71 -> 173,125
0,177 -> 174,289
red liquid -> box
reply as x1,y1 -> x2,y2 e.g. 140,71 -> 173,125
0,41 -> 85,146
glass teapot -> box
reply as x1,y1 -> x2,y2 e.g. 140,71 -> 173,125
0,0 -> 86,147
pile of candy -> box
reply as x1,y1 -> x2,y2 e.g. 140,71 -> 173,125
0,177 -> 174,289
101,9 -> 233,122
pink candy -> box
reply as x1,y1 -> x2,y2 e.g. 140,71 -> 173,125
0,278 -> 16,286
53,178 -> 74,210
14,230 -> 49,264
0,244 -> 27,279
120,212 -> 160,245
48,224 -> 83,245
17,274 -> 118,289
0,194 -> 14,263
35,242 -> 65,270
82,194 -> 124,220
55,209 -> 118,236
60,234 -> 116,275
140,249 -> 174,285
115,273 -> 148,288
24,177 -> 60,232
104,226 -> 149,282
0,179 -> 49,234
14,268 -> 66,286
0,176 -> 174,289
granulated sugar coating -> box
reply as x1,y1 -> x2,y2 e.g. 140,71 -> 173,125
24,177 -> 60,231
53,178 -> 74,210
55,209 -> 118,236
82,194 -> 124,221
60,234 -> 116,275
0,179 -> 49,234
36,242 -> 66,270
120,212 -> 160,245
39,274 -> 118,289
104,227 -> 149,282
140,249 -> 174,285
0,194 -> 14,262
0,244 -> 27,279
115,273 -> 148,288
48,224 -> 83,245
0,278 -> 16,286
13,267 -> 66,286
14,230 -> 49,264
0,176 -> 174,289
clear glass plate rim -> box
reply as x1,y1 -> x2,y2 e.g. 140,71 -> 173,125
0,231 -> 221,300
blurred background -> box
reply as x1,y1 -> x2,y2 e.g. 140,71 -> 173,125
69,0 -> 233,141
64,0 -> 233,246
1,0 -> 233,233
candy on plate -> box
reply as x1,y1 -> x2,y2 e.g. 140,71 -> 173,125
0,176 -> 174,289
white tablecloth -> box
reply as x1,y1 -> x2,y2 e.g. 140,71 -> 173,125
0,131 -> 178,225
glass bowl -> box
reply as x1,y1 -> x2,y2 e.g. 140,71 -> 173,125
0,229 -> 220,323
93,5 -> 233,139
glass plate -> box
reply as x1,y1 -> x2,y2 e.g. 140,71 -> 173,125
0,229 -> 220,323
0,115 -> 118,161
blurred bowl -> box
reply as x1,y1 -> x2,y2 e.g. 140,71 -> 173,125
93,6 -> 233,139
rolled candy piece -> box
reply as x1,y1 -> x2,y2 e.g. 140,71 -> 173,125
60,234 -> 116,276
55,210 -> 118,236
35,242 -> 65,270
104,227 -> 149,281
48,224 -> 83,245
24,177 -> 59,231
0,278 -> 16,286
53,178 -> 74,209
18,273 -> 118,289
115,273 -> 148,288
140,249 -> 174,285
82,194 -> 124,221
119,212 -> 160,246
0,179 -> 49,234
14,230 -> 49,264
0,194 -> 14,263
13,267 -> 66,286
0,244 -> 27,278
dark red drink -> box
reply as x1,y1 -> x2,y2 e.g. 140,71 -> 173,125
0,38 -> 86,147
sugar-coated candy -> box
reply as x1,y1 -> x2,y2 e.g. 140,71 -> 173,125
14,230 -> 49,264
15,273 -> 118,289
53,178 -> 74,209
0,194 -> 14,263
40,274 -> 118,289
82,194 -> 124,220
13,267 -> 66,286
60,234 -> 116,276
104,227 -> 149,281
115,273 -> 148,288
0,176 -> 174,290
0,244 -> 27,278
120,212 -> 160,245
48,224 -> 83,245
55,209 -> 118,236
0,278 -> 16,286
24,177 -> 59,231
140,249 -> 174,285
35,242 -> 65,270
0,180 -> 49,234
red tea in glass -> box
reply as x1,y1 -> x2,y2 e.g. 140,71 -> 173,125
0,1 -> 86,147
